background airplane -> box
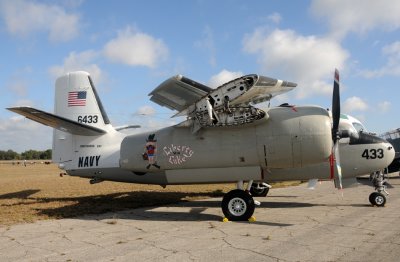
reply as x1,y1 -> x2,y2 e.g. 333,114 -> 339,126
7,70 -> 395,221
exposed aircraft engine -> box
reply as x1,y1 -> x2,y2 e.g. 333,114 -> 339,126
194,106 -> 266,127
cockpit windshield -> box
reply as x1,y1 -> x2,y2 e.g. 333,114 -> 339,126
352,122 -> 366,133
338,114 -> 368,139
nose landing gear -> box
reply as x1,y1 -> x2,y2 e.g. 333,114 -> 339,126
368,171 -> 389,207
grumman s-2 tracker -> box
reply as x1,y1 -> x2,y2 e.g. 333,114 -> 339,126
7,69 -> 395,221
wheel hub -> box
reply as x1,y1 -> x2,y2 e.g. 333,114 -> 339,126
375,195 -> 385,205
228,197 -> 246,216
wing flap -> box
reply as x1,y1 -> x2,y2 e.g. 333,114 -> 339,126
7,107 -> 106,136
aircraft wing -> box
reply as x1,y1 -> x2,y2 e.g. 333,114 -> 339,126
150,74 -> 297,119
7,107 -> 106,136
149,75 -> 212,112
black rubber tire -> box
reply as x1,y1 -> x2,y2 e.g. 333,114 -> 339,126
222,189 -> 255,221
369,192 -> 377,205
250,183 -> 269,197
369,192 -> 386,207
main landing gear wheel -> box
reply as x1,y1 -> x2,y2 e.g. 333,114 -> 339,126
369,192 -> 386,207
222,189 -> 255,221
250,182 -> 270,197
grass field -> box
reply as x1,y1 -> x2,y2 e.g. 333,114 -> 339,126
0,161 -> 300,226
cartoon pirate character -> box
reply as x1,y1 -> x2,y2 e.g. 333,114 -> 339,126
144,134 -> 160,169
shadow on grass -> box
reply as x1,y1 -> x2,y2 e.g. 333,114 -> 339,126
0,189 -> 41,200
0,189 -> 227,221
1,188 -> 372,224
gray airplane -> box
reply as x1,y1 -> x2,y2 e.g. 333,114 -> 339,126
7,69 -> 394,221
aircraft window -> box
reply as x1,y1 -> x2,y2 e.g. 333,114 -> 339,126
352,122 -> 366,133
339,122 -> 356,133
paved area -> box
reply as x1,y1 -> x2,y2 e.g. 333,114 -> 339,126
1,176 -> 400,262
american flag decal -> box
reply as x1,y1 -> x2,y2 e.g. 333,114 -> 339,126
68,91 -> 87,106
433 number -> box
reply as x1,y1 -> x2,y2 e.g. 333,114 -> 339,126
361,148 -> 384,159
77,115 -> 98,124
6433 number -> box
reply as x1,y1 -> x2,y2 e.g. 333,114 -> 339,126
77,115 -> 98,124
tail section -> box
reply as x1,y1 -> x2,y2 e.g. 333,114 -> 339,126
52,71 -> 113,165
8,71 -> 122,168
54,71 -> 111,130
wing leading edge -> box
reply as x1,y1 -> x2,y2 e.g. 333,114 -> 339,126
7,107 -> 106,136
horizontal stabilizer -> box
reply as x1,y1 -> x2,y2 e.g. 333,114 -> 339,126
7,107 -> 106,136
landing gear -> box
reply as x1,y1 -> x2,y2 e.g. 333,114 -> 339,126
369,192 -> 386,207
368,171 -> 389,207
249,182 -> 271,197
222,189 -> 255,221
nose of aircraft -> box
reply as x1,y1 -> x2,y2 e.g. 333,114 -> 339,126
383,140 -> 396,167
347,132 -> 396,173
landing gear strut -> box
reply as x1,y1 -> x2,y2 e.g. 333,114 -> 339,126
368,171 -> 388,207
249,182 -> 271,197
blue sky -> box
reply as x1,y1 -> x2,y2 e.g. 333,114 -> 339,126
1,0 -> 400,152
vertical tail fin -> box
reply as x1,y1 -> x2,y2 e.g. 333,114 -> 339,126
54,71 -> 111,129
53,71 -> 112,164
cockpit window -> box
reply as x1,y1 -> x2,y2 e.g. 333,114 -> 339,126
353,122 -> 366,133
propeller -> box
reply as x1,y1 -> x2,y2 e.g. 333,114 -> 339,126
332,69 -> 340,144
330,69 -> 343,189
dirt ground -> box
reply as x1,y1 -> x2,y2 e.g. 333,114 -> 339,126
0,161 -> 299,226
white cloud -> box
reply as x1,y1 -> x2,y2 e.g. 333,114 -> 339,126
0,0 -> 80,42
0,115 -> 52,152
310,0 -> 400,39
48,50 -> 102,83
378,101 -> 391,113
194,26 -> 217,67
343,96 -> 368,113
267,12 -> 282,24
49,27 -> 168,83
136,105 -> 156,116
103,26 -> 169,68
360,41 -> 400,78
243,28 -> 349,98
208,69 -> 243,88
11,99 -> 35,107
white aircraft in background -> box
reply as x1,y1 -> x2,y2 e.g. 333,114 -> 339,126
7,69 -> 394,221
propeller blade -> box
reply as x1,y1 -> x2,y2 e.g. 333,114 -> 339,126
333,142 -> 343,190
329,152 -> 334,179
332,69 -> 340,143
307,179 -> 319,189
330,69 -> 343,191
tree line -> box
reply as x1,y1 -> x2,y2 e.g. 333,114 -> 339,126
0,149 -> 52,160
